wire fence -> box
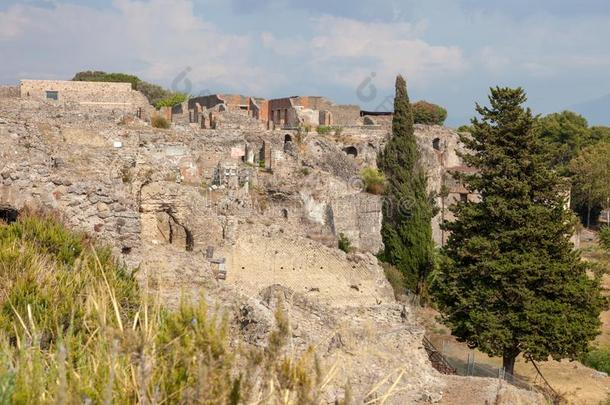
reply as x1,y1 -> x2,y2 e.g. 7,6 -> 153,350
425,336 -> 562,402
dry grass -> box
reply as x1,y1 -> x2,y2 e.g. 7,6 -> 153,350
0,213 -> 353,404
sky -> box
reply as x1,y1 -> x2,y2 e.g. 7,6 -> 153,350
1,0 -> 610,126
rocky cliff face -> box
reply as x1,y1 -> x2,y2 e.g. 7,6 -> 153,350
0,97 -> 544,404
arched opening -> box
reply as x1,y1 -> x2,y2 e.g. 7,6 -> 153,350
281,208 -> 289,219
0,206 -> 19,224
432,138 -> 441,151
342,146 -> 358,158
284,134 -> 293,153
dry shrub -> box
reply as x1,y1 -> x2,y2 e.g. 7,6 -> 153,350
151,115 -> 170,129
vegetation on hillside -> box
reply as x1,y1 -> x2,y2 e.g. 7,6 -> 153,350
360,167 -> 386,195
0,213 -> 343,404
378,75 -> 436,294
570,143 -> 610,227
72,71 -> 187,109
431,87 -> 608,376
412,101 -> 447,125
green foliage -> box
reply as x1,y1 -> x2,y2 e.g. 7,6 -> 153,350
570,142 -> 610,227
431,87 -> 608,375
457,124 -> 473,133
539,111 -> 592,173
135,80 -> 174,107
0,212 -> 139,347
412,101 -> 447,125
316,126 -> 342,135
0,214 -> 336,404
599,226 -> 610,250
151,115 -> 170,129
581,348 -> 610,374
154,92 -> 188,109
360,167 -> 386,195
72,71 -> 140,89
258,159 -> 266,168
378,75 -> 435,294
337,233 -> 352,253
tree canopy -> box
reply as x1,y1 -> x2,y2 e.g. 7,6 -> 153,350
432,87 -> 607,376
378,76 -> 435,294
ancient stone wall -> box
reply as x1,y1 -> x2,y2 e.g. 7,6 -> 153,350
20,80 -> 149,111
327,104 -> 361,126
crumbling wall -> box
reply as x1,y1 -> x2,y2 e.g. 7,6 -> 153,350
327,104 -> 361,126
329,193 -> 383,253
20,80 -> 149,110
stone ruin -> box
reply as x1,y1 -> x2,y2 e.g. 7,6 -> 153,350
0,80 -> 539,404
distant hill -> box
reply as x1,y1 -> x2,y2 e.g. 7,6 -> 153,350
570,94 -> 610,126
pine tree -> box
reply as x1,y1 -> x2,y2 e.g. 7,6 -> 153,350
431,87 -> 608,376
378,75 -> 435,293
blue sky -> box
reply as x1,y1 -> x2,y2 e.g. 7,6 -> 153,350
2,0 -> 610,126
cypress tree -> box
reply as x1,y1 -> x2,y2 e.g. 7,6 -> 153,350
378,75 -> 435,293
431,87 -> 608,376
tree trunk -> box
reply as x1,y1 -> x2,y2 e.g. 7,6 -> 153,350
587,201 -> 592,229
502,352 -> 517,379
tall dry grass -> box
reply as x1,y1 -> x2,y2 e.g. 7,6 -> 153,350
0,213 -> 350,404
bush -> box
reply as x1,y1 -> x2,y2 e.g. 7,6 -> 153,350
599,226 -> 610,250
412,101 -> 447,125
136,80 -> 174,106
338,233 -> 351,253
361,167 -> 386,195
316,126 -> 343,135
151,115 -> 170,129
581,348 -> 610,374
154,92 -> 188,109
72,71 -> 140,90
0,214 -> 340,404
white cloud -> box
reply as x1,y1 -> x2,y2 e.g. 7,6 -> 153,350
262,15 -> 468,90
0,0 -> 270,93
0,5 -> 30,41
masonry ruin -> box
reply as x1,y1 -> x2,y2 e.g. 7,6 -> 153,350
0,78 -> 528,404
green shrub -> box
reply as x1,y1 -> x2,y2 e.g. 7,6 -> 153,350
338,233 -> 351,253
581,348 -> 610,374
316,126 -> 343,135
599,226 -> 610,250
360,167 -> 386,195
258,159 -> 266,168
72,71 -> 140,90
316,126 -> 333,135
154,92 -> 188,109
151,115 -> 170,129
412,101 -> 447,125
